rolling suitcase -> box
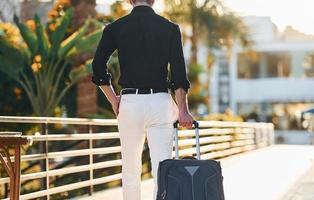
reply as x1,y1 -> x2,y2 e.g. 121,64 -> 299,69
156,120 -> 225,200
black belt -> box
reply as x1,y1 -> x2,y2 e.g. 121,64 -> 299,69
121,88 -> 169,95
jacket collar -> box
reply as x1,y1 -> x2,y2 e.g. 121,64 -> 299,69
131,5 -> 155,14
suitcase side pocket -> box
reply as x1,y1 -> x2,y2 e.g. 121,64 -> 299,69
166,175 -> 182,200
205,173 -> 221,200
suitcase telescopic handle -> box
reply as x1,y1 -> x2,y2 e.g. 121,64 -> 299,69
173,120 -> 201,160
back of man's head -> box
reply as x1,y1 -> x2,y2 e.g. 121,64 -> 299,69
128,0 -> 155,6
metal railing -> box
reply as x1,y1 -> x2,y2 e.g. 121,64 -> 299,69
0,116 -> 274,200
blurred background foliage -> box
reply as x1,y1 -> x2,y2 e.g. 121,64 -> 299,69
0,7 -> 101,117
164,0 -> 251,113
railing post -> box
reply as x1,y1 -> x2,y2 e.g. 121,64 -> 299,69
268,124 -> 275,145
13,145 -> 21,200
253,126 -> 260,149
39,123 -> 49,200
0,133 -> 31,200
88,124 -> 94,196
260,125 -> 265,146
45,122 -> 50,200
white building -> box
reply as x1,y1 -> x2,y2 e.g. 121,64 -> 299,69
211,16 -> 314,129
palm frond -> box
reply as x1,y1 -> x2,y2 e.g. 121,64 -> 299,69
50,8 -> 74,56
66,28 -> 102,58
13,14 -> 38,55
58,20 -> 90,58
0,37 -> 27,71
34,14 -> 50,60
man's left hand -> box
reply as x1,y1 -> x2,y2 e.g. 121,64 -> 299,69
178,111 -> 194,129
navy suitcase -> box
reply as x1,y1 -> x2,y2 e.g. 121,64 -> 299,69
156,121 -> 225,200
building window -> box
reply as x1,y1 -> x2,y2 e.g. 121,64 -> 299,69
237,51 -> 261,79
303,53 -> 314,77
237,51 -> 291,79
266,53 -> 290,78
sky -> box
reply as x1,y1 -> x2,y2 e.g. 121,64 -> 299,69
96,0 -> 314,35
223,0 -> 314,35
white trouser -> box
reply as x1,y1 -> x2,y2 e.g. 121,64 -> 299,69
117,91 -> 179,200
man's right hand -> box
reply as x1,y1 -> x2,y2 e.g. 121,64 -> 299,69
111,96 -> 121,117
99,85 -> 120,117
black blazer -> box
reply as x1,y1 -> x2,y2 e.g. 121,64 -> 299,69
91,5 -> 190,93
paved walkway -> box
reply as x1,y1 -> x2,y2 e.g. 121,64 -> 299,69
78,145 -> 314,200
281,161 -> 314,200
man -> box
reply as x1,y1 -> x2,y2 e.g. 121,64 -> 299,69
91,0 -> 193,199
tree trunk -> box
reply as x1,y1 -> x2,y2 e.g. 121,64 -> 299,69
70,0 -> 98,120
70,0 -> 96,30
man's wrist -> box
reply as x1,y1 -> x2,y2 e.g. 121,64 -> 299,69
178,108 -> 189,114
109,96 -> 119,106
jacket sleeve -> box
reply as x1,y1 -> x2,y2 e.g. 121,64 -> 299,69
91,23 -> 117,86
169,24 -> 191,93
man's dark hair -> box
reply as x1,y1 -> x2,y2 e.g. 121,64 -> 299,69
129,0 -> 155,5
